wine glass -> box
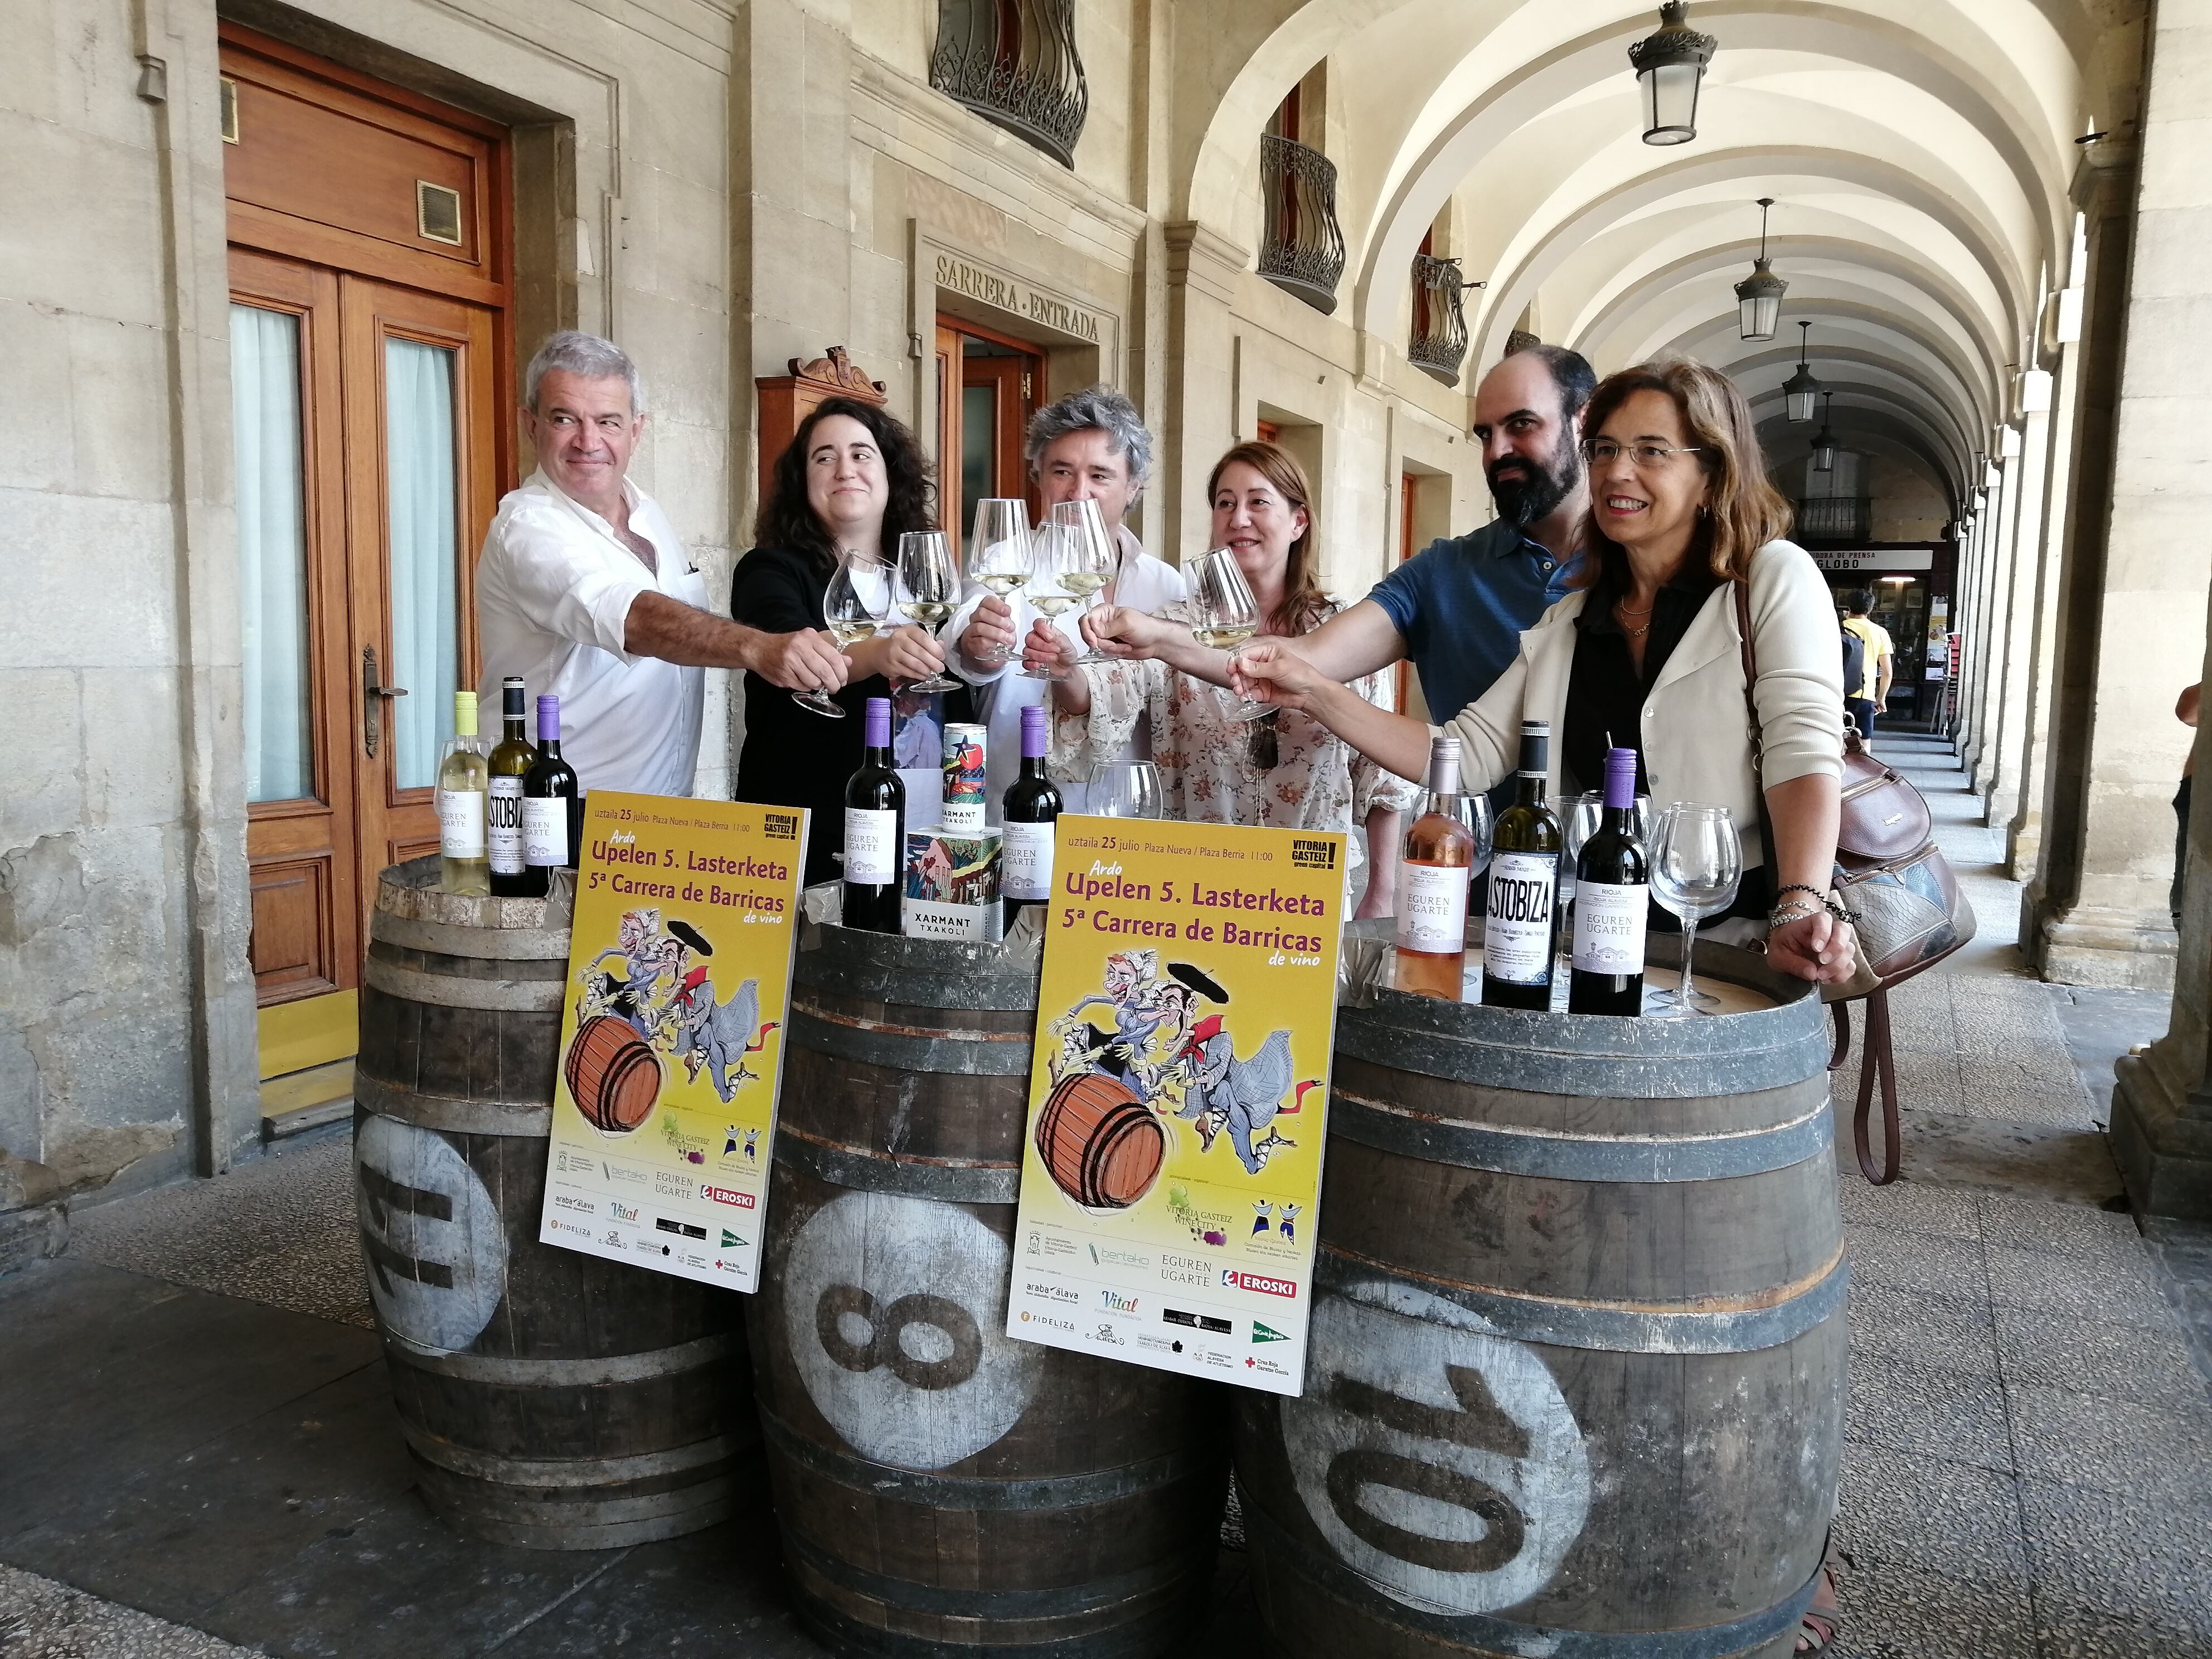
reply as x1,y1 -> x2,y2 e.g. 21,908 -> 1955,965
794,553 -> 892,719
1185,547 -> 1269,723
1647,803 -> 1742,1016
1090,761 -> 1164,820
967,499 -> 1032,666
1020,519 -> 1080,681
894,530 -> 960,695
1051,499 -> 1119,665
1451,792 -> 1495,945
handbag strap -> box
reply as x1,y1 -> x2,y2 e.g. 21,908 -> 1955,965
1731,579 -> 1783,882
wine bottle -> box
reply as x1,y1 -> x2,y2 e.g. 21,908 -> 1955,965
523,694 -> 581,889
1481,719 -> 1564,1010
1396,734 -> 1476,999
486,676 -> 536,898
1002,704 -> 1062,930
436,690 -> 489,895
843,696 -> 905,933
1568,746 -> 1650,1016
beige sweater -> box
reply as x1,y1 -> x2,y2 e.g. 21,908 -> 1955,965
1438,539 -> 1845,870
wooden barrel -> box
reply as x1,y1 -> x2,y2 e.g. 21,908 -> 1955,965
564,1013 -> 662,1133
750,918 -> 1229,1656
1034,1073 -> 1165,1210
1235,935 -> 1844,1659
354,856 -> 758,1549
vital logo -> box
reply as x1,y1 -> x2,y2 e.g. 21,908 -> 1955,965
609,1201 -> 640,1223
764,811 -> 800,842
1291,837 -> 1338,871
1100,1290 -> 1139,1314
701,1185 -> 756,1209
720,1229 -> 746,1249
1253,1321 -> 1290,1343
1223,1268 -> 1298,1299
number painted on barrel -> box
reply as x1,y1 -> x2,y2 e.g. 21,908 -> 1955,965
783,1191 -> 1042,1471
354,1114 -> 508,1354
1283,1285 -> 1590,1615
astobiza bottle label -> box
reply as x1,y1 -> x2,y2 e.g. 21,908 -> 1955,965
437,788 -> 485,859
522,797 -> 569,866
1573,881 -> 1648,975
1396,861 -> 1469,953
1002,820 -> 1054,901
845,807 -> 898,884
488,778 -> 525,874
1483,851 -> 1557,984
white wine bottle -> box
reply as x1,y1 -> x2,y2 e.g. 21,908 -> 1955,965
436,691 -> 489,895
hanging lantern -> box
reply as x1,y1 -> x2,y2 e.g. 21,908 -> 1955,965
1735,198 -> 1786,341
1629,2 -> 1716,146
1811,391 -> 1837,473
1784,321 -> 1822,422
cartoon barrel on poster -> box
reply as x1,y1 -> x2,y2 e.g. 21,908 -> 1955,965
564,1016 -> 662,1132
1033,1072 -> 1162,1208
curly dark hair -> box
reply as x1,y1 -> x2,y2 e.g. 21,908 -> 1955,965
755,396 -> 937,571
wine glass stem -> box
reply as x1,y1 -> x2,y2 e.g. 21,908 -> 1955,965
1679,911 -> 1700,1005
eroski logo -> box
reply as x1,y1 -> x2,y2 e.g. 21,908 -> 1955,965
1223,1268 -> 1297,1299
701,1185 -> 756,1209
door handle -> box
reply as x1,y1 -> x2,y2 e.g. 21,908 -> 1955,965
362,646 -> 409,759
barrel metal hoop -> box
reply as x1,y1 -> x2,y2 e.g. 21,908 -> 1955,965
370,910 -> 574,962
1326,1089 -> 1833,1182
352,1071 -> 554,1138
773,1127 -> 1020,1205
363,955 -> 566,1013
381,1329 -> 741,1385
399,1422 -> 750,1487
788,1005 -> 1036,1076
798,923 -> 1043,1011
778,1522 -> 1194,1623
1316,1241 -> 1850,1356
1244,1501 -> 1822,1659
758,1408 -> 1221,1511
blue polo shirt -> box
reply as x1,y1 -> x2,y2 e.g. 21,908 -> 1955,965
1368,519 -> 1582,722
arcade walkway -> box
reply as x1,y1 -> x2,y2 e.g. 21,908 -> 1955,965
2,736 -> 2206,1658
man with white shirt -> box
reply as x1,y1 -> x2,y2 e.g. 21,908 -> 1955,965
476,331 -> 847,795
949,386 -> 1186,811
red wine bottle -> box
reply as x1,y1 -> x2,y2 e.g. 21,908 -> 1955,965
1001,704 -> 1061,930
522,694 -> 581,889
1569,746 -> 1648,1016
842,696 -> 905,933
1481,720 -> 1563,1010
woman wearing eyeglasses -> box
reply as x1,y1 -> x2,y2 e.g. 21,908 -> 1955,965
1234,359 -> 1858,988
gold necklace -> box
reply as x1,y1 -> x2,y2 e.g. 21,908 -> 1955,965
1614,598 -> 1654,638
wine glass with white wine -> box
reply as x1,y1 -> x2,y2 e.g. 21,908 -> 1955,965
1020,519 -> 1081,681
1185,546 -> 1269,723
794,552 -> 892,719
966,498 -> 1032,666
894,530 -> 960,695
1050,499 -> 1119,666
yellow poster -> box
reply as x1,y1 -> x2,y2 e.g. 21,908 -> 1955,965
1005,815 -> 1347,1396
538,792 -> 808,1292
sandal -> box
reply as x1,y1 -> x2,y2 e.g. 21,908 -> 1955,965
1796,1542 -> 1846,1655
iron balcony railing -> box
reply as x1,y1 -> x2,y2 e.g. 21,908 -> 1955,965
1408,254 -> 1471,384
1794,496 -> 1872,542
929,0 -> 1088,168
1259,133 -> 1346,315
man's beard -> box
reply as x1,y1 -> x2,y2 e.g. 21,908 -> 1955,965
1487,436 -> 1580,528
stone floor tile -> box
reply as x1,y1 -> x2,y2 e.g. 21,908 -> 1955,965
1846,1352 -> 2014,1473
1952,1059 -> 2095,1127
2035,1607 -> 2212,1659
1977,1192 -> 2146,1259
0,1566 -> 250,1659
1848,1280 -> 2001,1380
1839,1177 -> 1982,1243
1985,1243 -> 2177,1331
1835,1442 -> 2029,1589
2019,1474 -> 2212,1638
1823,1556 -> 2037,1659
1993,1304 -> 2212,1413
2010,1384 -> 2212,1505
1845,1226 -> 1988,1307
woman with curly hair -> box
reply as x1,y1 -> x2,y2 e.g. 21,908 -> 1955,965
733,397 -> 948,885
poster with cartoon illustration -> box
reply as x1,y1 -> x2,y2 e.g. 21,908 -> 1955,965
538,793 -> 808,1291
1005,814 -> 1347,1396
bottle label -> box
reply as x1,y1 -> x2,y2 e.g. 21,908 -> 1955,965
1573,881 -> 1648,976
1002,820 -> 1055,901
1483,851 -> 1558,985
437,788 -> 486,860
1396,861 -> 1469,954
522,797 -> 569,867
488,778 -> 525,875
845,807 -> 898,884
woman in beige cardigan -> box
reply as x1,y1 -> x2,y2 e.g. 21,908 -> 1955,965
1235,358 -> 1859,988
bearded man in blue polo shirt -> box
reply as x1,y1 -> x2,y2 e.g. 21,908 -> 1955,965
1296,343 -> 1594,722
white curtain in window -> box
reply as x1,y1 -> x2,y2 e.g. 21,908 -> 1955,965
229,304 -> 314,803
385,338 -> 459,790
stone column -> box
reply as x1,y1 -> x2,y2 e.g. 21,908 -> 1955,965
1969,445 -> 2025,794
1983,409 -> 2050,826
2006,332 -> 2085,879
2024,0 -> 2212,991
1954,498 -> 1997,756
1159,221 -> 1247,567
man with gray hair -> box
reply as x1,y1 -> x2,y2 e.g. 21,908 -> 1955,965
948,384 -> 1185,808
476,331 -> 846,796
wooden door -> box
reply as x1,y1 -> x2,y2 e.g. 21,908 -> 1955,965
935,320 -> 1041,551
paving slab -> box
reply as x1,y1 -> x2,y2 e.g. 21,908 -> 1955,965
2018,1473 -> 2212,1642
0,1566 -> 248,1659
1834,1442 -> 2029,1590
1992,1303 -> 2212,1413
1847,1280 -> 2001,1380
2009,1383 -> 2212,1504
1845,1351 -> 2015,1474
1825,1555 -> 2038,1659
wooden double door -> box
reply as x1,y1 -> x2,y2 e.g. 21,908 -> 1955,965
223,25 -> 510,1033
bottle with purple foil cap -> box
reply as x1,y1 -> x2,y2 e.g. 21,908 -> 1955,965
1002,703 -> 1063,925
1568,745 -> 1650,1015
843,695 -> 906,933
522,692 -> 581,882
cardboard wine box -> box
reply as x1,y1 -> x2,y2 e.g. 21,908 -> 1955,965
901,826 -> 1004,942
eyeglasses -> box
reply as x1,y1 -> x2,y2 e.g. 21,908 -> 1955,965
1582,439 -> 1707,469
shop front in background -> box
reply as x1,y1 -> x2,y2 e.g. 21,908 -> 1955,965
1813,545 -> 1953,725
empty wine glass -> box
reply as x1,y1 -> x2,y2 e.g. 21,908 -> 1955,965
1020,520 -> 1080,681
1090,761 -> 1164,820
1565,790 -> 1654,861
1451,792 -> 1495,946
1647,803 -> 1742,1016
794,552 -> 891,719
1050,499 -> 1119,666
967,499 -> 1032,666
895,530 -> 960,695
1186,547 -> 1269,723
